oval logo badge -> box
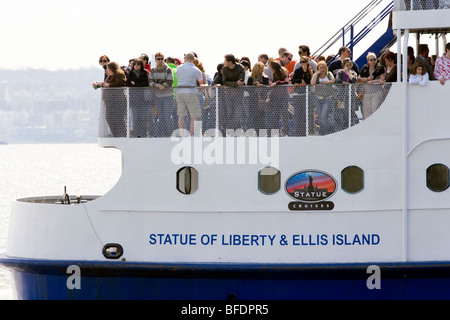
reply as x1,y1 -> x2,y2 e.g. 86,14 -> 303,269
286,170 -> 337,202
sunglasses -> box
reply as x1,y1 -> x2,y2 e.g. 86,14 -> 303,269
300,60 -> 307,64
369,58 -> 377,62
100,60 -> 109,63
156,57 -> 164,61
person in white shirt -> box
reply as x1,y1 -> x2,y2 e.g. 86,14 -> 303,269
409,61 -> 429,87
176,53 -> 204,135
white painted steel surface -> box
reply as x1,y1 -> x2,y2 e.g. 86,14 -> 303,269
7,82 -> 450,265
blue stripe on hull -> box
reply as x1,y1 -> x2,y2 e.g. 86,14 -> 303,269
3,257 -> 450,299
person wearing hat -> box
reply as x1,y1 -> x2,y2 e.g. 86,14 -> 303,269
174,58 -> 182,67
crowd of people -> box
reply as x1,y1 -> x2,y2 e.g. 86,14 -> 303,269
95,42 -> 450,137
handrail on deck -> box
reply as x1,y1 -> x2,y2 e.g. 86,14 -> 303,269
98,83 -> 392,139
312,0 -> 393,61
394,0 -> 450,11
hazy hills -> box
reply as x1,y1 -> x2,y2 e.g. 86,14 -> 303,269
0,68 -> 105,143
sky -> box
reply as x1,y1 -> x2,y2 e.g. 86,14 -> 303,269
0,0 -> 437,76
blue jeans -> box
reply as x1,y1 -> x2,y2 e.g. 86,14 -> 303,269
156,96 -> 174,137
313,96 -> 334,135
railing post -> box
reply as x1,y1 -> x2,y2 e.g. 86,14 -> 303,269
348,84 -> 352,128
342,28 -> 346,47
215,86 -> 219,137
306,86 -> 309,136
126,87 -> 130,138
350,25 -> 354,60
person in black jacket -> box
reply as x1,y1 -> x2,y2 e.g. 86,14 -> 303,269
127,59 -> 149,87
127,59 -> 151,137
291,57 -> 313,136
328,46 -> 359,78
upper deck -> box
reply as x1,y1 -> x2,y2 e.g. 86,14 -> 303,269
98,84 -> 392,141
393,0 -> 450,31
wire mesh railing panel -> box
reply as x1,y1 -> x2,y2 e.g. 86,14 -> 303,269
396,0 -> 449,10
99,88 -> 129,138
98,84 -> 392,138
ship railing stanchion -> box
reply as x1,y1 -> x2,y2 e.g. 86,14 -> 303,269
348,84 -> 352,129
401,28 -> 410,263
306,86 -> 309,136
215,86 -> 219,137
126,87 -> 130,138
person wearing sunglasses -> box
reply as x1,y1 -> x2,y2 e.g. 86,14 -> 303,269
140,54 -> 151,75
329,46 -> 359,78
127,59 -> 150,138
357,52 -> 386,120
98,55 -> 110,80
293,45 -> 317,73
279,52 -> 296,77
149,52 -> 174,137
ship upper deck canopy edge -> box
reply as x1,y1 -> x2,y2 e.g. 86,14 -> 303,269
393,0 -> 450,31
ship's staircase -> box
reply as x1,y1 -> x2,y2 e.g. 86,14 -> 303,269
313,0 -> 450,69
312,0 -> 395,69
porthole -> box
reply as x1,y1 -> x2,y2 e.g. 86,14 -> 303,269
258,167 -> 280,195
427,164 -> 449,192
177,167 -> 198,194
341,166 -> 364,194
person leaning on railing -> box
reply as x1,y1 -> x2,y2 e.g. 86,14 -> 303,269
101,62 -> 127,138
335,58 -> 359,131
357,52 -> 386,120
409,60 -> 430,86
266,61 -> 290,136
149,52 -> 174,137
311,61 -> 335,136
434,42 -> 450,86
291,57 -> 313,136
220,54 -> 246,133
247,62 -> 270,135
175,52 -> 204,136
127,59 -> 150,138
383,51 -> 398,83
98,55 -> 110,80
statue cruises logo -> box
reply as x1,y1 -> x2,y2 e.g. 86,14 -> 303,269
286,170 -> 337,211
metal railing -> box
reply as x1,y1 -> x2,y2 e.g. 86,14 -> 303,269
394,0 -> 450,10
312,0 -> 393,61
98,84 -> 392,138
